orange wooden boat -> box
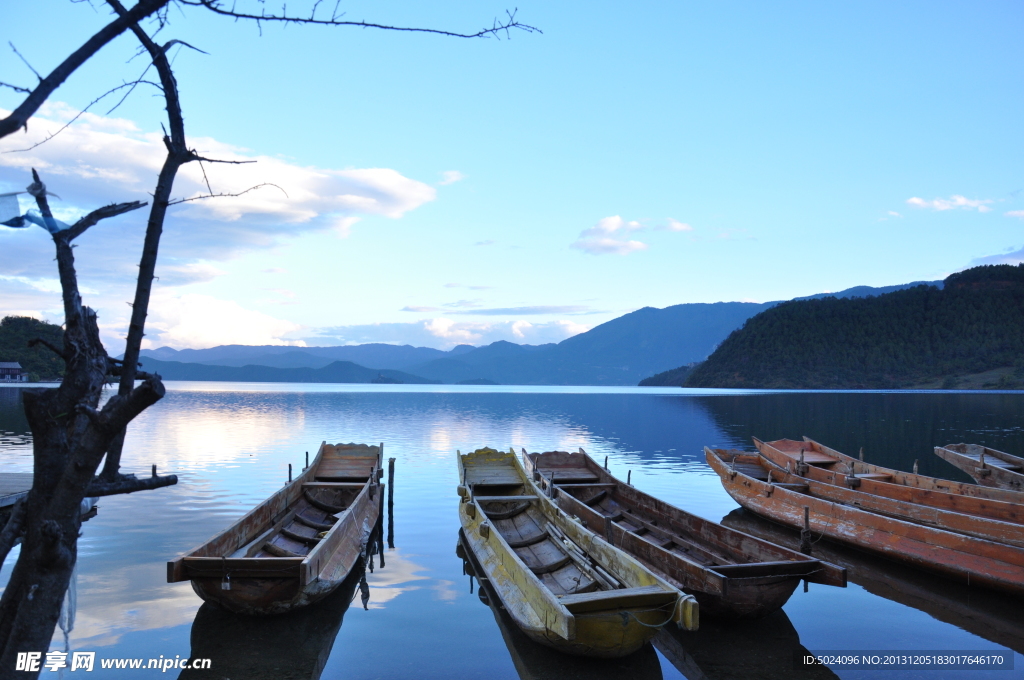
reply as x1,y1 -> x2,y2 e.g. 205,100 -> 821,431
705,447 -> 1024,594
168,442 -> 383,615
798,437 -> 1024,504
523,448 -> 845,619
935,444 -> 1024,492
754,438 -> 1024,547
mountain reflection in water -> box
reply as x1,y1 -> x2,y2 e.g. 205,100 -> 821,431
456,533 -> 664,680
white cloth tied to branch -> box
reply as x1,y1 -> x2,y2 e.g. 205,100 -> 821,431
0,190 -> 70,233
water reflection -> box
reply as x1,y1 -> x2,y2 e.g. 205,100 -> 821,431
456,533 -> 664,680
693,392 -> 1024,480
2,386 -> 1023,678
722,509 -> 1024,655
179,560 -> 364,680
655,609 -> 838,680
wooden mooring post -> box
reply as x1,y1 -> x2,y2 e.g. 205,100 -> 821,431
387,457 -> 396,549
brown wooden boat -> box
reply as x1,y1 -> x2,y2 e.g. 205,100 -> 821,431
522,448 -> 845,619
705,447 -> 1024,594
457,447 -> 698,658
722,508 -> 1024,655
800,437 -> 1024,504
168,442 -> 383,615
754,438 -> 1024,547
935,444 -> 1024,492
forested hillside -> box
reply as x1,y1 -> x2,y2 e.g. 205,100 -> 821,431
0,316 -> 65,381
685,265 -> 1024,389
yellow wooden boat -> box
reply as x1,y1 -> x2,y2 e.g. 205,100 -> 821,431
457,447 -> 698,658
168,442 -> 382,615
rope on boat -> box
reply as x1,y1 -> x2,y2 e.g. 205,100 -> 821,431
624,595 -> 690,629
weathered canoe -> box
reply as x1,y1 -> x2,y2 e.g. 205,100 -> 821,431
754,438 -> 1024,547
705,447 -> 1024,594
935,444 -> 1024,492
457,447 -> 698,658
801,437 -> 1024,504
168,442 -> 383,615
523,448 -> 845,619
456,533 -> 666,679
722,508 -> 1024,656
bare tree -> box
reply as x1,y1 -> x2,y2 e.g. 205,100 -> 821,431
0,1 -> 536,673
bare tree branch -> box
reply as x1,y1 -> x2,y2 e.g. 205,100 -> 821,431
8,42 -> 43,82
27,337 -> 66,360
167,182 -> 287,205
0,81 -> 31,95
85,471 -> 178,497
2,80 -> 162,154
0,500 -> 27,570
180,1 -> 541,39
0,0 -> 169,140
99,373 -> 166,434
64,200 -> 148,241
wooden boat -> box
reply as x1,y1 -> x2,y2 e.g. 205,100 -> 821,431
705,447 -> 1024,594
456,533 -> 666,680
522,448 -> 845,619
935,444 -> 1024,492
457,447 -> 698,658
800,437 -> 1024,504
754,438 -> 1024,547
722,508 -> 1024,655
168,442 -> 383,615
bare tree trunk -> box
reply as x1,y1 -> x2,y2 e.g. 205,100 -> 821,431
0,177 -> 166,669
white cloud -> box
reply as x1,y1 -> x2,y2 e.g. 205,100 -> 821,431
967,246 -> 1024,267
571,215 -> 648,255
156,262 -> 227,287
664,218 -> 693,232
312,318 -> 591,349
0,103 -> 436,260
439,170 -> 465,185
906,195 -> 993,212
0,103 -> 438,352
144,294 -> 306,349
887,211 -> 902,217
1006,210 -> 1024,219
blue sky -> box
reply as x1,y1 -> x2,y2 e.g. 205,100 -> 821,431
2,1 -> 1022,350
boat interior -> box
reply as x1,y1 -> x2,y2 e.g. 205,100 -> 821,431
558,482 -> 757,573
532,451 -> 815,576
230,445 -> 378,560
943,444 -> 1023,471
464,455 -> 618,599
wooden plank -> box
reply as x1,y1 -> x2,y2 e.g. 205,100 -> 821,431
475,495 -> 539,502
711,561 -> 825,577
761,439 -> 837,464
182,557 -> 303,578
558,585 -> 675,613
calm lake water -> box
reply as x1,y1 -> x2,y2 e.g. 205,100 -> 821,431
1,384 -> 1023,679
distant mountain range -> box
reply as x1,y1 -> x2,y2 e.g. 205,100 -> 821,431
136,358 -> 441,384
133,280 -> 939,386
